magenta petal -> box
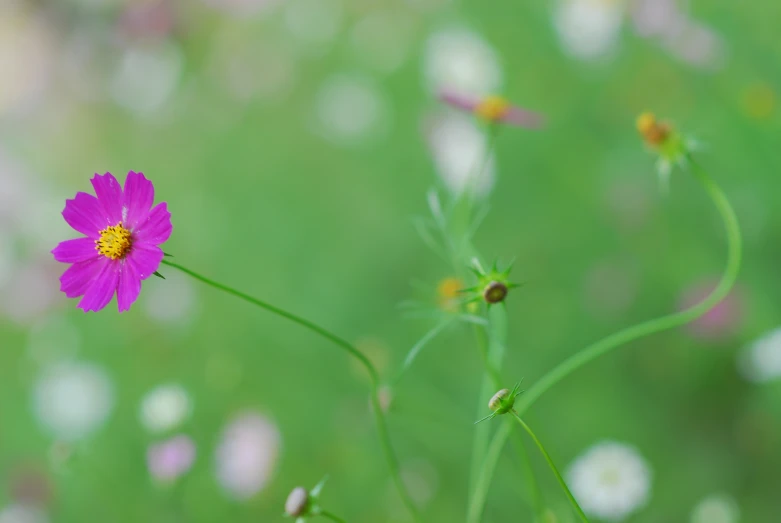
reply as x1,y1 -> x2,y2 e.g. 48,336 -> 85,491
134,202 -> 172,245
78,260 -> 120,312
117,260 -> 141,312
123,171 -> 155,229
91,173 -> 124,225
439,89 -> 480,112
503,107 -> 545,128
63,192 -> 111,238
60,256 -> 108,298
127,243 -> 164,280
52,238 -> 99,263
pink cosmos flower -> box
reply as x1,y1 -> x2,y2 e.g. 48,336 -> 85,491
147,434 -> 196,482
439,89 -> 544,128
679,279 -> 744,341
52,172 -> 172,312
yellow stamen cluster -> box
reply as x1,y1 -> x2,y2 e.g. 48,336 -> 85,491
636,112 -> 671,147
96,222 -> 132,260
475,96 -> 511,122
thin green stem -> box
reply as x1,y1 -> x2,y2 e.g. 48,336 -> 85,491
467,311 -> 544,523
467,419 -> 513,523
469,158 -> 742,520
160,260 -> 420,523
516,157 -> 741,413
320,510 -> 347,522
511,412 -> 590,523
467,305 -> 507,523
510,434 -> 545,521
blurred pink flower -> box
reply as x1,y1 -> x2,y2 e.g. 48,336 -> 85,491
629,0 -> 726,71
215,412 -> 280,500
118,0 -> 176,41
662,21 -> 726,71
200,0 -> 281,17
8,464 -> 52,508
630,0 -> 684,38
439,89 -> 544,128
147,435 -> 196,482
679,280 -> 744,341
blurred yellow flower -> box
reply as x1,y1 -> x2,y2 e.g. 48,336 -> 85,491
636,111 -> 671,147
437,277 -> 463,312
741,82 -> 776,121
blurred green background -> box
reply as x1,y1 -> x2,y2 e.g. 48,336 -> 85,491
1,0 -> 780,521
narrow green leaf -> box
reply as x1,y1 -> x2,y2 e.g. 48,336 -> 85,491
393,320 -> 450,384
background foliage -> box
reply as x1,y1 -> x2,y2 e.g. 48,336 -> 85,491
1,0 -> 779,521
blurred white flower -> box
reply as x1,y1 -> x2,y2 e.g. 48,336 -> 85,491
423,27 -> 502,96
215,411 -> 281,500
314,73 -> 391,146
210,33 -> 297,104
0,232 -> 15,289
2,262 -> 61,325
567,441 -> 651,521
690,493 -> 740,523
0,505 -> 48,523
350,11 -> 415,74
424,112 -> 495,198
142,269 -> 198,325
285,0 -> 343,52
0,5 -> 54,118
738,327 -> 781,383
0,150 -> 66,323
0,150 -> 39,233
32,362 -> 114,441
554,0 -> 624,61
147,435 -> 196,482
404,0 -> 452,11
400,459 -> 439,506
110,41 -> 183,115
140,384 -> 192,433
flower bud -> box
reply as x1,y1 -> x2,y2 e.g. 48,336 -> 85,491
462,260 -> 520,306
475,381 -> 524,424
285,487 -> 309,517
488,389 -> 510,411
635,111 -> 692,189
636,112 -> 671,147
483,281 -> 508,304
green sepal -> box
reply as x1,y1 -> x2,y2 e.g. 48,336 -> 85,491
153,271 -> 166,280
310,475 -> 329,498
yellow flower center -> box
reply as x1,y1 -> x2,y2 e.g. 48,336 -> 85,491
95,222 -> 133,260
475,96 -> 511,122
636,111 -> 671,147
